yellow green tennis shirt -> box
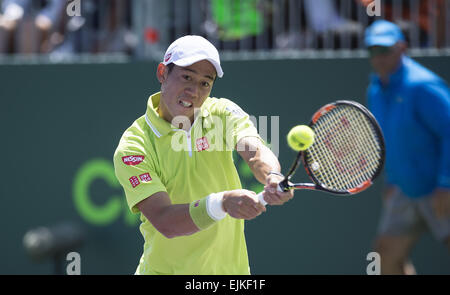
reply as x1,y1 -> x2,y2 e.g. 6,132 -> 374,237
113,92 -> 261,275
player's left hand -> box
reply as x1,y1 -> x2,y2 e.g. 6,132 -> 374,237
262,173 -> 294,205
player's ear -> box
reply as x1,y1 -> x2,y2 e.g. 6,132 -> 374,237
156,63 -> 167,83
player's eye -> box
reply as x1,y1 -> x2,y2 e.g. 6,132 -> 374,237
201,81 -> 210,88
182,75 -> 191,81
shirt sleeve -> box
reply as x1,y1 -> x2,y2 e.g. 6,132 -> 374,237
414,82 -> 450,189
113,143 -> 167,213
220,99 -> 263,150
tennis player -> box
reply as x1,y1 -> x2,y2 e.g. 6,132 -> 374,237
113,35 -> 293,275
365,20 -> 450,274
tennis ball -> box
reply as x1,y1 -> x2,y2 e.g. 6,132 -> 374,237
287,125 -> 315,151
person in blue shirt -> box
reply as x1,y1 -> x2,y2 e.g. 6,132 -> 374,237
365,20 -> 450,274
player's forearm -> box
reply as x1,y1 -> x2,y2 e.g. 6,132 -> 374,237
239,138 -> 281,184
138,191 -> 229,239
137,194 -> 200,239
250,146 -> 281,184
155,194 -> 264,238
154,204 -> 200,239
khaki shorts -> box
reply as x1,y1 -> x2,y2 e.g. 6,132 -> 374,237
377,188 -> 450,242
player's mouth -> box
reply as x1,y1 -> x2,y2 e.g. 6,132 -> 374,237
178,98 -> 193,108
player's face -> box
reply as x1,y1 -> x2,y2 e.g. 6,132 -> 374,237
369,43 -> 404,79
157,60 -> 216,127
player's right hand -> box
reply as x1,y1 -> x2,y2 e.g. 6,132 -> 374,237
222,189 -> 266,220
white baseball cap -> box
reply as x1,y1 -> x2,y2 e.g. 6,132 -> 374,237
162,35 -> 223,78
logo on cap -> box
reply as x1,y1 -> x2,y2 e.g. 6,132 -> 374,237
164,53 -> 172,63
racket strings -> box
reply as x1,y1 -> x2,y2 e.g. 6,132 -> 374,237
305,106 -> 383,191
323,108 -> 380,189
326,109 -> 380,189
342,108 -> 381,184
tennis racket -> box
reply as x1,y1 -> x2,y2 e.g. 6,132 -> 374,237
258,100 -> 385,206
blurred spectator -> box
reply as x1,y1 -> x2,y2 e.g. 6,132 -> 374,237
34,0 -> 66,53
303,0 -> 362,49
365,20 -> 450,275
0,0 -> 68,54
0,0 -> 136,56
357,0 -> 447,48
52,0 -> 136,56
0,0 -> 30,53
94,0 -> 135,54
275,0 -> 363,50
304,0 -> 361,35
201,0 -> 269,51
209,0 -> 264,41
1,0 -> 448,56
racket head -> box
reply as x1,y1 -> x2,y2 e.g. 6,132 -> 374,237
301,100 -> 385,195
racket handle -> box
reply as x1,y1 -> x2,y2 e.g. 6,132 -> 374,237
257,185 -> 283,206
257,192 -> 267,206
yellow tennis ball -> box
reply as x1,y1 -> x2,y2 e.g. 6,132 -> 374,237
287,125 -> 315,151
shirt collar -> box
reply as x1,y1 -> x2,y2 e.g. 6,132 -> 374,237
145,92 -> 210,137
371,55 -> 407,88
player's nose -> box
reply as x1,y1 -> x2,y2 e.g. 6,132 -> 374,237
184,85 -> 198,99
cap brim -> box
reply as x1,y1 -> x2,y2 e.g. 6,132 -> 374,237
173,54 -> 223,78
365,36 -> 397,47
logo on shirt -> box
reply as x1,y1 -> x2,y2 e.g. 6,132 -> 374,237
196,137 -> 210,151
129,176 -> 140,188
139,172 -> 152,182
122,155 -> 145,166
226,104 -> 247,118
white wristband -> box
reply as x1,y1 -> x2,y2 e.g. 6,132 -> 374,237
206,192 -> 227,221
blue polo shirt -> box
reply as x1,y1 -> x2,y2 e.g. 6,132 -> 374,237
367,56 -> 450,198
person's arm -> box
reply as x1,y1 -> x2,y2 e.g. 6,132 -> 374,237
414,82 -> 450,218
136,189 -> 265,239
415,83 -> 450,185
136,192 -> 198,239
237,136 -> 294,205
219,99 -> 292,205
36,0 -> 66,28
431,189 -> 450,219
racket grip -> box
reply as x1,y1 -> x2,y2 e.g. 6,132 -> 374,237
257,192 -> 267,206
257,185 -> 283,206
